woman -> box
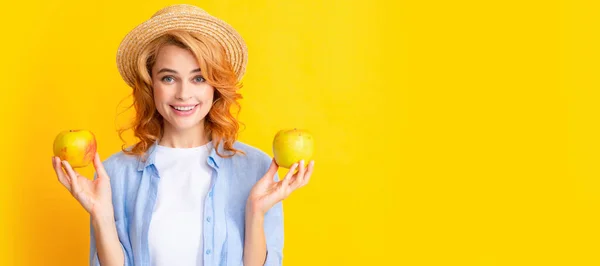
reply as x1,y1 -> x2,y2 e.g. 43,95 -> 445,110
50,4 -> 314,266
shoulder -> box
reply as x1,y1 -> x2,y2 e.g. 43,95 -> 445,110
232,141 -> 271,164
227,141 -> 274,177
100,148 -> 140,179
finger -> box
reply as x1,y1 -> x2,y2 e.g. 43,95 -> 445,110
62,161 -> 82,195
264,159 -> 279,182
290,160 -> 306,190
281,163 -> 298,188
52,157 -> 71,191
257,160 -> 279,187
300,160 -> 315,187
93,152 -> 109,180
282,163 -> 299,198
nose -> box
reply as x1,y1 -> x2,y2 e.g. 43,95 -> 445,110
175,80 -> 192,101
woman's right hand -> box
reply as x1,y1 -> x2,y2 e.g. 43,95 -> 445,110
52,152 -> 114,219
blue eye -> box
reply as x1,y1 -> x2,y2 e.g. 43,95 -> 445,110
195,76 -> 206,83
162,76 -> 174,83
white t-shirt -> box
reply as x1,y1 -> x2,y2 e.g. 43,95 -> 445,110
148,142 -> 213,266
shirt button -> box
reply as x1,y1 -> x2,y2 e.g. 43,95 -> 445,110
206,217 -> 212,222
206,249 -> 212,255
208,191 -> 213,197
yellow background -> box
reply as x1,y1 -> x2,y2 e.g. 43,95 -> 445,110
1,0 -> 599,265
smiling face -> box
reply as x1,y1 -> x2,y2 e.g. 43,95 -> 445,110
151,44 -> 215,133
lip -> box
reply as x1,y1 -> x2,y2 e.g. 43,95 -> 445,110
170,104 -> 199,117
171,104 -> 198,107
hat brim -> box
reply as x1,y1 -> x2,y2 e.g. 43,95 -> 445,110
116,12 -> 248,88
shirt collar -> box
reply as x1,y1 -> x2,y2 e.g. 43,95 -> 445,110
137,139 -> 223,171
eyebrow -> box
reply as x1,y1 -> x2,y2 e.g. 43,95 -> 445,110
157,68 -> 201,74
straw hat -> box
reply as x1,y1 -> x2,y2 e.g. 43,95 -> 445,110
116,4 -> 248,88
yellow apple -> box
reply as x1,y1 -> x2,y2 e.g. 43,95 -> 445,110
53,130 -> 97,168
272,128 -> 314,168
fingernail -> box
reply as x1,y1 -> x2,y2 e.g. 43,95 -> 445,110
300,160 -> 305,165
310,160 -> 315,166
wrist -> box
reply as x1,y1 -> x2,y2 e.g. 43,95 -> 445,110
245,204 -> 265,222
246,199 -> 264,217
91,211 -> 115,228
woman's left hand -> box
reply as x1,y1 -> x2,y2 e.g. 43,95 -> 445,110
247,159 -> 315,216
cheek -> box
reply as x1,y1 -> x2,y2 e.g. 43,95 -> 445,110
206,87 -> 215,102
152,88 -> 170,116
153,87 -> 169,103
201,89 -> 215,113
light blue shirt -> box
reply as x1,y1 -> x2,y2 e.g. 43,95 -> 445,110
90,141 -> 284,266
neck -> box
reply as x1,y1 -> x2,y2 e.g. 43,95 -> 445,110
159,120 -> 210,148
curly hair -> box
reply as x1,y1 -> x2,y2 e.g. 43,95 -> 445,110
118,30 -> 245,159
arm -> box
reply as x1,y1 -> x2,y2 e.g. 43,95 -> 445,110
245,157 -> 313,266
243,209 -> 267,265
52,153 -> 129,266
88,163 -> 129,266
90,214 -> 125,266
244,201 -> 284,266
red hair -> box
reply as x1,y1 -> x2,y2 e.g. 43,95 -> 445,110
118,30 -> 245,159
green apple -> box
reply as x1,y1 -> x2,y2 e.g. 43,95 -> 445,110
272,128 -> 314,168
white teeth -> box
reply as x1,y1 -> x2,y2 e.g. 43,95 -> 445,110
173,105 -> 195,111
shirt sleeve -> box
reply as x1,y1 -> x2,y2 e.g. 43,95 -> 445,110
262,158 -> 285,266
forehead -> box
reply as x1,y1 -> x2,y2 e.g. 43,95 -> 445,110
154,45 -> 200,70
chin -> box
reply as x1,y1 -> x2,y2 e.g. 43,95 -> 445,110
167,116 -> 206,130
171,121 -> 202,130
